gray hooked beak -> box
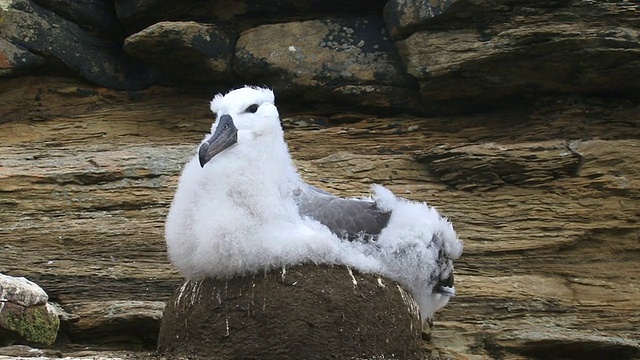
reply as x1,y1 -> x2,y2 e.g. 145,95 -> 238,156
198,114 -> 238,167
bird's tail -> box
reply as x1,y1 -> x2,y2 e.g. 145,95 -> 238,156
371,184 -> 397,212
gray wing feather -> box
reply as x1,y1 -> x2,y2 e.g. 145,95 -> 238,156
293,183 -> 391,241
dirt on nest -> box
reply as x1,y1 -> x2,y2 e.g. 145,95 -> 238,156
158,265 -> 425,360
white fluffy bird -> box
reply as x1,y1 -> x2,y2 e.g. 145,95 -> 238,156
165,86 -> 463,322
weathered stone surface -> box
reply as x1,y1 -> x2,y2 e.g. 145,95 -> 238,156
1,77 -> 638,359
330,84 -> 421,110
0,38 -> 45,76
62,301 -> 164,349
394,0 -> 640,110
158,265 -> 423,359
415,140 -> 582,191
124,21 -> 235,84
31,0 -> 124,38
0,274 -> 59,346
0,274 -> 48,308
494,328 -> 640,359
0,0 -> 159,89
234,17 -> 415,102
384,0 -> 458,40
0,76 -> 134,124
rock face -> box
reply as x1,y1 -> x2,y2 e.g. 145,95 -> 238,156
62,301 -> 164,349
3,0 -> 637,110
158,265 -> 423,359
124,21 -> 235,84
0,0 -> 639,359
234,17 -> 416,105
0,0 -> 158,90
391,0 -> 640,111
0,274 -> 60,346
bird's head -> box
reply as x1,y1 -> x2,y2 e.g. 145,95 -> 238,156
199,86 -> 280,167
422,227 -> 463,323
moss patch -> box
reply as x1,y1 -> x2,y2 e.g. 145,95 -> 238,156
0,302 -> 59,345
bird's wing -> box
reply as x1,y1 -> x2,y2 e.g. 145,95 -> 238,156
293,183 -> 391,241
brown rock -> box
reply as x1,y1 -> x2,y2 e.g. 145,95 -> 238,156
124,21 -> 235,84
158,265 -> 424,359
394,1 -> 640,110
0,77 -> 638,358
494,327 -> 640,359
415,140 -> 582,191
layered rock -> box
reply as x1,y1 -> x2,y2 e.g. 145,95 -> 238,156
0,0 -> 158,89
2,0 -> 636,112
0,77 -> 638,359
114,0 -> 388,33
0,0 -> 639,358
391,0 -> 640,111
64,301 -> 164,349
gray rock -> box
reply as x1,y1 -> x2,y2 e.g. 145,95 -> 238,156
124,21 -> 235,84
0,38 -> 45,76
158,265 -> 423,359
31,0 -> 124,38
234,17 -> 416,103
0,0 -> 160,90
384,0 -> 458,40
64,300 -> 164,348
394,1 -> 640,109
0,274 -> 59,346
0,274 -> 48,307
398,24 -> 640,105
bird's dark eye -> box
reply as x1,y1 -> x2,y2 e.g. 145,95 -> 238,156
245,104 -> 259,113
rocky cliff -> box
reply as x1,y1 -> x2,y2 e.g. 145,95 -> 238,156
0,0 -> 638,359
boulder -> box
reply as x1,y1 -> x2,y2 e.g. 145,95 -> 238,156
31,0 -> 125,38
0,0 -> 160,89
234,17 -> 417,107
0,274 -> 59,346
124,21 -> 235,84
393,0 -> 640,110
158,265 -> 424,359
384,0 -> 458,40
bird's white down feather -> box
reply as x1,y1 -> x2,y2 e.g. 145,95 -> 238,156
165,86 -> 463,322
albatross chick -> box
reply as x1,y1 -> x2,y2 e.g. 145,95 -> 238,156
165,86 -> 463,322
